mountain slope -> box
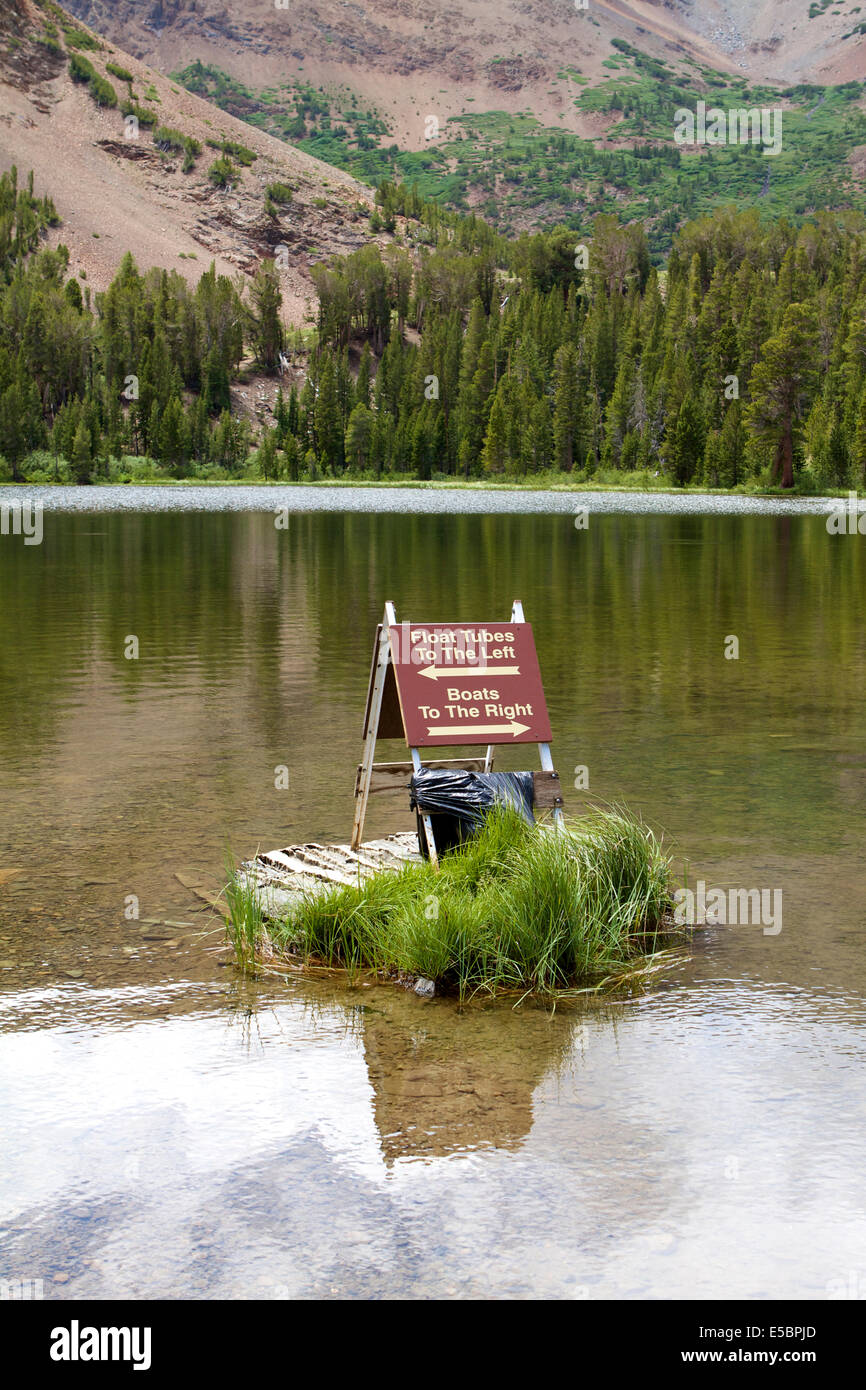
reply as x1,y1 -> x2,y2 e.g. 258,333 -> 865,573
55,0 -> 866,253
42,0 -> 745,149
61,0 -> 866,134
0,0 -> 380,318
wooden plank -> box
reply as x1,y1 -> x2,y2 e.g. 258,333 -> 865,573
511,599 -> 563,827
538,744 -> 565,826
532,769 -> 564,810
245,833 -> 424,919
353,757 -> 487,798
260,849 -> 359,887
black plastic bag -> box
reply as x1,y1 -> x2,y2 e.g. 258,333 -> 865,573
409,767 -> 535,856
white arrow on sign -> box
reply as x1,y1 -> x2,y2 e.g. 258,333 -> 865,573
426,720 -> 531,738
419,664 -> 521,681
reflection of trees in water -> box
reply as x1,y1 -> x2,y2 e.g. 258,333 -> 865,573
307,509 -> 866,732
0,512 -> 313,755
3,509 -> 863,846
309,510 -> 866,851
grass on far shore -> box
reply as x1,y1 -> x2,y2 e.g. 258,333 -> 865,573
1,451 -> 849,498
227,806 -> 681,1001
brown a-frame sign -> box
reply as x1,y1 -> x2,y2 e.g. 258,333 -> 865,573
352,600 -> 563,866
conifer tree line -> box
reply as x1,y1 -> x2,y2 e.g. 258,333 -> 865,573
2,165 -> 865,490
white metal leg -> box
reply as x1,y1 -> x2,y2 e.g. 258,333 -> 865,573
411,746 -> 439,869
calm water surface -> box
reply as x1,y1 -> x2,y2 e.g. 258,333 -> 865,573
0,491 -> 864,1299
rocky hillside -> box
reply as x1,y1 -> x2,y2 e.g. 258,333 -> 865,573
60,0 -> 866,142
0,0 -> 383,319
39,0 -> 738,148
51,0 -> 866,252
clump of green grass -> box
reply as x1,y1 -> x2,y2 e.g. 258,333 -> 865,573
225,856 -> 264,973
228,807 -> 677,1000
62,26 -> 103,53
68,51 -> 96,84
88,74 -> 118,108
220,138 -> 257,166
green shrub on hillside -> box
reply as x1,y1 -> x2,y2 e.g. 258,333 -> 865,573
154,125 -> 202,171
68,54 -> 116,108
266,180 -> 293,205
207,155 -> 237,187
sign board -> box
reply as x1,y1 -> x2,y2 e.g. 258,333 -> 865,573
351,600 -> 561,857
388,622 -> 552,746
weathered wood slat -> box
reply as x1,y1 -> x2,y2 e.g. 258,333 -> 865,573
246,834 -> 423,918
532,769 -> 564,809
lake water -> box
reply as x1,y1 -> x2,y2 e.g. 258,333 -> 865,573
1,489 -> 864,1299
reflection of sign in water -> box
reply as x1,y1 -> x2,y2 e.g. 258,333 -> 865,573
391,624 -> 552,747
360,990 -> 575,1163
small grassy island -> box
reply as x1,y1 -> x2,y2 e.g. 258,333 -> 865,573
227,807 -> 683,1000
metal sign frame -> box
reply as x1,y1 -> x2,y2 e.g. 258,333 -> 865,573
351,600 -> 562,866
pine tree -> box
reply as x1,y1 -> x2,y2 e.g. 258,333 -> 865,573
315,356 -> 344,470
529,398 -> 553,473
482,394 -> 507,474
158,394 -> 188,473
283,433 -> 300,481
825,413 -> 850,488
355,343 -> 372,410
257,426 -> 278,480
71,417 -> 92,484
287,385 -> 300,437
853,382 -> 866,487
274,386 -> 289,443
345,403 -> 374,470
667,392 -> 705,486
719,402 -> 745,488
553,343 -> 579,470
746,303 -> 819,488
247,261 -> 283,373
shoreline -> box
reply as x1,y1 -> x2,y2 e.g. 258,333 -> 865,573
0,481 -> 848,516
